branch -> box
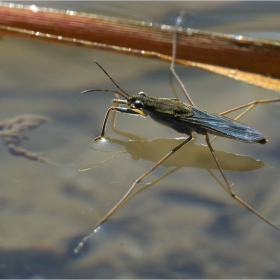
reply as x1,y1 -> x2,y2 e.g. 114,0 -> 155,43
1,2 -> 280,78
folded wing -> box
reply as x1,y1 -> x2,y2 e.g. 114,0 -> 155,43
179,106 -> 267,144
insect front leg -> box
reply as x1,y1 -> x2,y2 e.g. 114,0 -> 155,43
94,107 -> 141,141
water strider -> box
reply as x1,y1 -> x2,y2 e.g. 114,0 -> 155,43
75,14 -> 280,253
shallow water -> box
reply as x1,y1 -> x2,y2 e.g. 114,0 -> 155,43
1,1 -> 280,278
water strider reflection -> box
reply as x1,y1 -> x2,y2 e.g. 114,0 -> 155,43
83,130 -> 264,174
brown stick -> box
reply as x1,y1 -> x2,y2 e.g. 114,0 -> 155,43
1,3 -> 280,78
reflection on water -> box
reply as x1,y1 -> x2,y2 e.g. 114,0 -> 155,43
85,133 -> 264,172
1,1 -> 280,279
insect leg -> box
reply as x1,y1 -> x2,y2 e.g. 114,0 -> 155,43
125,166 -> 181,206
74,135 -> 193,253
94,106 -> 141,141
170,11 -> 195,107
205,133 -> 280,232
219,98 -> 280,116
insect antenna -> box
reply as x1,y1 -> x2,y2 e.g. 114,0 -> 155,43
81,89 -> 129,100
81,60 -> 131,100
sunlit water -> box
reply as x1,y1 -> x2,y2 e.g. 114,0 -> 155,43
1,2 -> 280,278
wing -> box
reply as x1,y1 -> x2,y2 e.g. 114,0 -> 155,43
178,106 -> 267,144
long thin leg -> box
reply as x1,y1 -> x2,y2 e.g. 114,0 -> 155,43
219,98 -> 280,116
74,135 -> 193,253
205,133 -> 280,232
95,166 -> 181,222
124,166 -> 181,206
170,11 -> 195,107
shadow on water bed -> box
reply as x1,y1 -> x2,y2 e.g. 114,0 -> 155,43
0,114 -> 52,164
2,236 -> 280,279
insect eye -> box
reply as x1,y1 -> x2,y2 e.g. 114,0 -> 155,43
138,92 -> 147,97
134,100 -> 143,109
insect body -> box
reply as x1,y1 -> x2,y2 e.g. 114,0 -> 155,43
125,93 -> 267,144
